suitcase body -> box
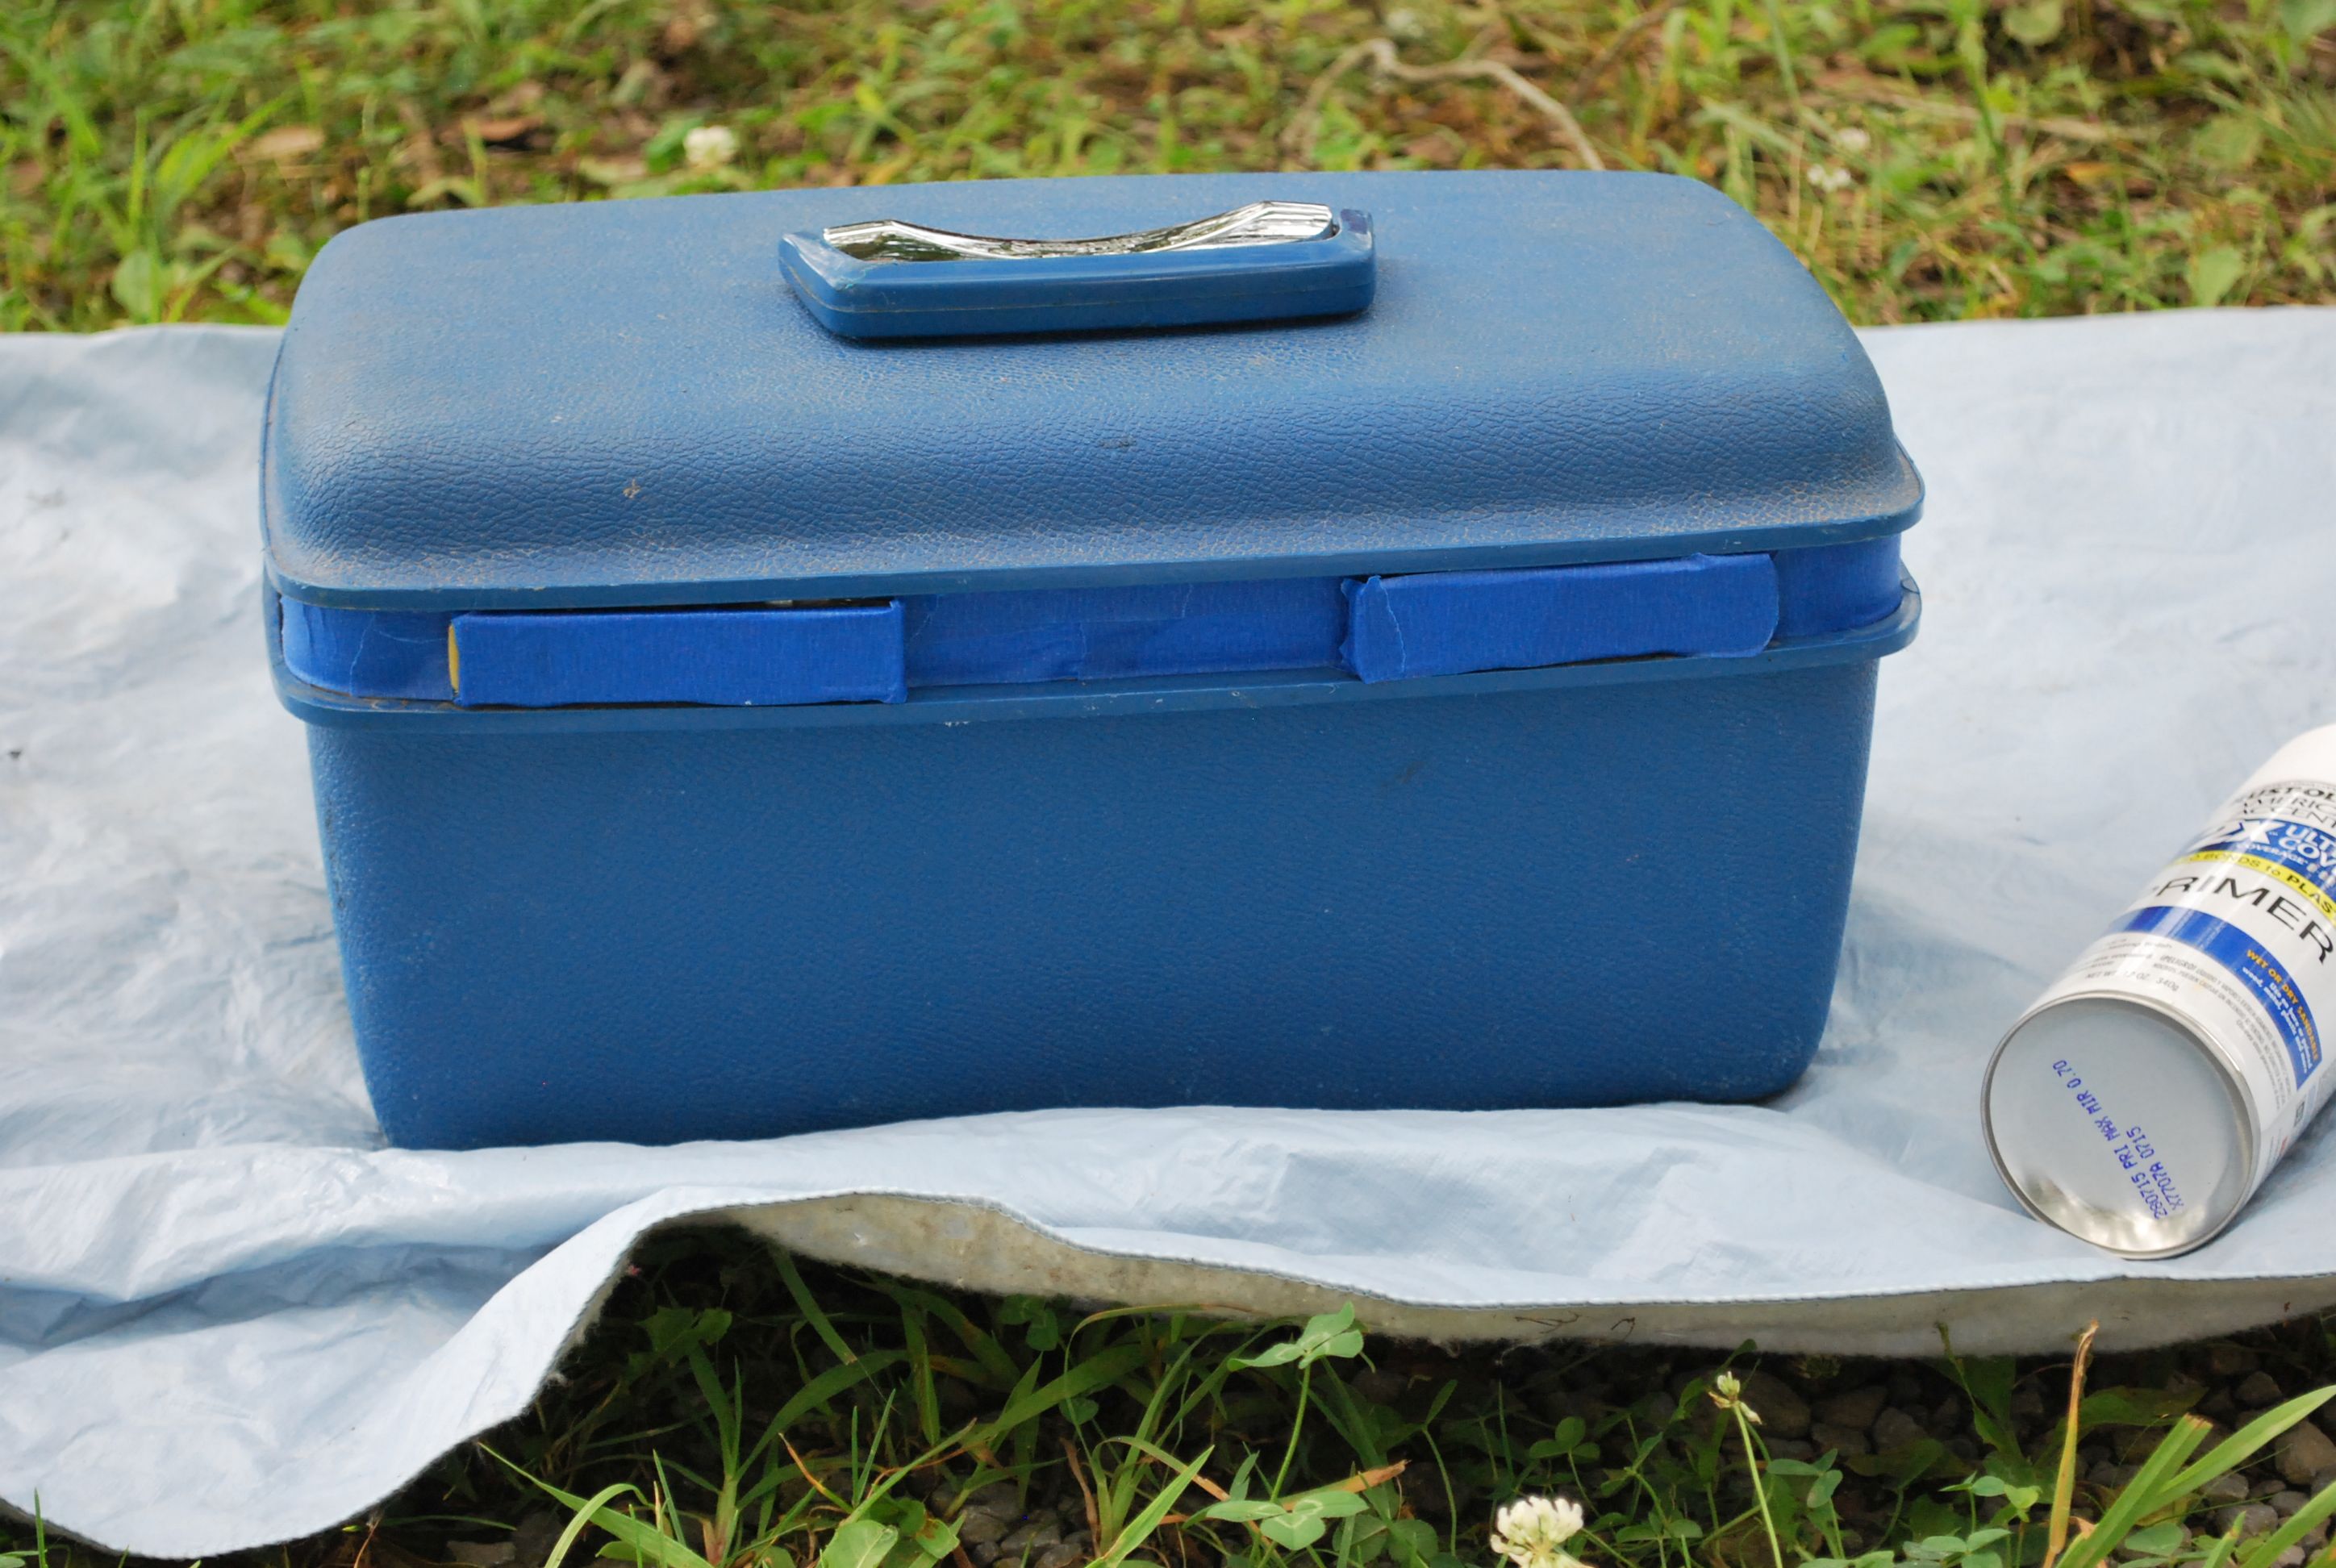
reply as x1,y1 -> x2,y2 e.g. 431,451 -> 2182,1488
264,170 -> 1922,1149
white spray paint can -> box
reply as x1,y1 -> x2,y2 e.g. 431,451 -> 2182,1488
1984,724 -> 2336,1257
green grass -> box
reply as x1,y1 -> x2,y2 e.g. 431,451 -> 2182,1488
15,1230 -> 2336,1568
2,0 -> 2333,330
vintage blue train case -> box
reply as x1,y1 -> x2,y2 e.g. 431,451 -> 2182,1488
262,170 -> 1922,1149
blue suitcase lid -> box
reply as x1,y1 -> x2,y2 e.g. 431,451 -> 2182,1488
263,170 -> 1920,611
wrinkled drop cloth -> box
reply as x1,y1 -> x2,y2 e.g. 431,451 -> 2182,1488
2,310 -> 2334,1557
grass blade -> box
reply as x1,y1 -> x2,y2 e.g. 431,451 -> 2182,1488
2045,1321 -> 2099,1568
490,1458 -> 717,1568
2238,1474 -> 2336,1568
1092,1445 -> 1214,1568
2155,1389 -> 2336,1506
975,1343 -> 1148,1442
544,1483 -> 641,1568
771,1249 -> 860,1369
2056,1415 -> 2214,1568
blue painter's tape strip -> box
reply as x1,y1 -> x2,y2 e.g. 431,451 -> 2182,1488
279,598 -> 455,701
1338,553 -> 1780,684
2118,904 -> 2324,1086
1773,533 -> 1903,639
452,603 -> 907,708
903,578 -> 1349,686
277,538 -> 1897,707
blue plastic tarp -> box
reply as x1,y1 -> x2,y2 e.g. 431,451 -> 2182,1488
2,310 -> 2334,1558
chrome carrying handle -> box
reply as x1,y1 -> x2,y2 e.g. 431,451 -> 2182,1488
778,199 -> 1375,341
820,200 -> 1341,263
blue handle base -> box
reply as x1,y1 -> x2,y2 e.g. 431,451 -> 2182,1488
778,210 -> 1376,340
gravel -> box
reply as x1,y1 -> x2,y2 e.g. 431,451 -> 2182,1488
998,1514 -> 1064,1555
2238,1371 -> 2287,1406
2214,1503 -> 2282,1538
2209,1345 -> 2263,1377
1810,1421 -> 1871,1457
958,1509 -> 1014,1547
2278,1421 -> 2336,1487
1739,1369 -> 1811,1438
1872,1407 -> 1930,1453
1816,1386 -> 1888,1431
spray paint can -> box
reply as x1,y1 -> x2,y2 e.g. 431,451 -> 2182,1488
1984,724 -> 2336,1257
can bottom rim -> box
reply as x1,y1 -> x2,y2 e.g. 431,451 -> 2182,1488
1983,991 -> 2257,1259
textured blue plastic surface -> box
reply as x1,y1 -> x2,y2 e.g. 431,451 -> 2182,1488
451,603 -> 906,708
311,658 -> 1883,1149
262,171 -> 1921,609
777,209 -> 1376,339
1341,554 -> 1776,684
278,536 -> 1902,709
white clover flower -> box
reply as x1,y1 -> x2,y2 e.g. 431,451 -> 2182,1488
1805,162 -> 1855,193
1384,6 -> 1429,40
1709,1369 -> 1763,1424
1491,1495 -> 1589,1568
684,124 -> 740,170
1835,126 -> 1872,154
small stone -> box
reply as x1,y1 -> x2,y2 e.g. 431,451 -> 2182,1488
2272,1491 -> 2312,1517
2272,1549 -> 2308,1568
969,1544 -> 1000,1567
2209,1344 -> 2263,1377
968,1483 -> 1020,1514
1888,1370 -> 1925,1405
2098,1463 -> 2142,1491
959,1511 -> 1013,1547
2202,1474 -> 2252,1505
1816,1386 -> 1888,1431
2304,1523 -> 2329,1551
448,1545 -> 515,1567
2239,1371 -> 2286,1406
1767,1437 -> 1816,1461
1810,1420 -> 1871,1458
2010,1386 -> 2047,1424
999,1516 -> 1064,1556
2204,1390 -> 2241,1420
511,1514 -> 562,1568
2214,1503 -> 2280,1539
1946,1435 -> 1981,1464
1872,1407 -> 1930,1453
2278,1421 -> 2336,1487
1739,1370 -> 1811,1439
1932,1394 -> 1967,1431
1034,1540 -> 1088,1568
